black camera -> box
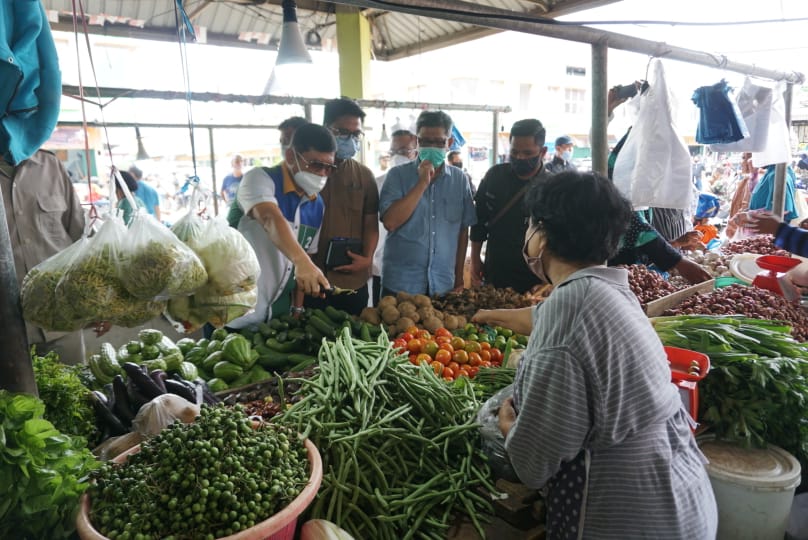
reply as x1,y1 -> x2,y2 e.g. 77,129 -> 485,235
615,83 -> 639,100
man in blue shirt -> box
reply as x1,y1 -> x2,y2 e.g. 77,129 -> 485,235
128,165 -> 161,222
220,154 -> 244,204
380,110 -> 477,296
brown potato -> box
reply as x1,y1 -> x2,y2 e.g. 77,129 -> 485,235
359,307 -> 381,325
381,306 -> 401,325
395,317 -> 416,335
413,294 -> 432,308
396,291 -> 413,303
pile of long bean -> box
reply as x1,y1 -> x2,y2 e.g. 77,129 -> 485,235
277,328 -> 497,539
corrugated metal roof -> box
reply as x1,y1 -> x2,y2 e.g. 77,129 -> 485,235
42,0 -> 619,60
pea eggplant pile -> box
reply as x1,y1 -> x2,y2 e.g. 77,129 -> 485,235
652,315 -> 808,466
88,405 -> 309,539
278,328 -> 497,539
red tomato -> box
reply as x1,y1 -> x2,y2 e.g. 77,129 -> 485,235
408,354 -> 418,365
435,327 -> 452,339
480,341 -> 492,351
393,338 -> 408,351
479,350 -> 491,363
450,336 -> 466,351
468,352 -> 482,367
435,349 -> 452,366
442,376 -> 455,383
480,360 -> 492,368
405,326 -> 419,336
416,353 -> 433,365
407,338 -> 423,355
438,342 -> 454,354
489,348 -> 503,364
423,340 -> 439,358
442,367 -> 455,380
447,361 -> 460,374
464,341 -> 482,354
430,361 -> 444,376
452,350 -> 469,365
417,330 -> 432,341
468,366 -> 480,377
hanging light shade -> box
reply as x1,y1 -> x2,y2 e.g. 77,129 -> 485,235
264,0 -> 314,96
380,123 -> 389,142
135,126 -> 150,161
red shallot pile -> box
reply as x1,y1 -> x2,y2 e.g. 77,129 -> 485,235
663,284 -> 808,341
625,264 -> 679,305
721,235 -> 790,257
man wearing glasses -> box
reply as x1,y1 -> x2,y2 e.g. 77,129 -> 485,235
380,110 -> 477,296
371,129 -> 417,305
470,119 -> 550,293
228,123 -> 336,329
305,98 -> 380,315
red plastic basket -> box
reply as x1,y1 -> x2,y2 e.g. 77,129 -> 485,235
665,346 -> 710,423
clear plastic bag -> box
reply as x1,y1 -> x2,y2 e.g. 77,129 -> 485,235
122,211 -> 208,300
194,218 -> 260,296
477,384 -> 520,482
165,287 -> 258,333
170,189 -> 206,251
21,236 -> 91,332
93,394 -> 200,461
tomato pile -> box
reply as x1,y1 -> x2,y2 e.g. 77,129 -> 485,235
392,326 -> 505,382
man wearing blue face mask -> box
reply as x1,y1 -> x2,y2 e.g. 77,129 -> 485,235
379,110 -> 477,296
544,135 -> 578,175
305,98 -> 379,315
470,119 -> 550,293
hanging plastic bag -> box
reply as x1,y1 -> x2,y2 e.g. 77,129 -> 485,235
166,287 -> 258,333
709,78 -> 773,153
693,79 -> 750,144
170,187 -> 207,251
613,59 -> 693,210
21,236 -> 91,332
194,218 -> 260,296
753,81 -> 791,167
121,211 -> 208,300
477,384 -> 520,482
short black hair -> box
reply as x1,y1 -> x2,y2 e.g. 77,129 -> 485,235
128,165 -> 143,180
510,119 -> 546,146
447,150 -> 461,161
416,110 -> 452,136
323,98 -> 366,126
391,129 -> 414,138
116,170 -> 139,193
279,116 -> 308,131
525,170 -> 632,264
292,123 -> 337,154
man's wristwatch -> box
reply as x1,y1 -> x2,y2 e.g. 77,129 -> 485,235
290,306 -> 305,314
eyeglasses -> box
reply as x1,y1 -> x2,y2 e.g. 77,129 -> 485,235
330,127 -> 364,141
389,148 -> 417,157
297,153 -> 337,174
417,137 -> 447,148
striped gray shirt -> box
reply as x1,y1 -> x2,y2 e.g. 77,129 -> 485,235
507,266 -> 717,539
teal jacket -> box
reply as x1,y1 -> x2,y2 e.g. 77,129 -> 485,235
0,1 -> 62,164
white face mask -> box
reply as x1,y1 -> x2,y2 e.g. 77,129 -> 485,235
561,150 -> 572,162
391,154 -> 414,167
292,154 -> 327,196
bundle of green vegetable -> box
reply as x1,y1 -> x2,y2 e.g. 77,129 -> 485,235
33,350 -> 100,446
88,405 -> 309,539
124,239 -> 208,299
278,328 -> 497,540
652,315 -> 808,465
0,391 -> 99,539
473,367 -> 517,402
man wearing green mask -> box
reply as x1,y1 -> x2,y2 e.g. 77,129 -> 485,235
379,110 -> 477,296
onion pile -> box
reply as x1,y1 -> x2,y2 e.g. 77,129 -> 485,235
663,284 -> 808,341
721,235 -> 790,257
624,265 -> 678,305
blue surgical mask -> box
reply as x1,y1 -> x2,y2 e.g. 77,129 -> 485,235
561,150 -> 573,162
419,147 -> 446,167
336,136 -> 359,160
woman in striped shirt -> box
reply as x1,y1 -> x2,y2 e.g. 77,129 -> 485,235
473,170 -> 717,539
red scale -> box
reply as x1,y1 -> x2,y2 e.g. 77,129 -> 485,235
752,255 -> 801,298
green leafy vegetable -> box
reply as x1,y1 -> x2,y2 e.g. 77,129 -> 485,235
0,391 -> 99,539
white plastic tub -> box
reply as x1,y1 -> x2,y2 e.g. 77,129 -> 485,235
700,439 -> 802,540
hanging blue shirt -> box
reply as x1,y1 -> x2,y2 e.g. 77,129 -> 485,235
380,160 -> 477,296
749,165 -> 797,222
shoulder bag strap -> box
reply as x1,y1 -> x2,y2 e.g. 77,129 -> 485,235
485,182 -> 532,229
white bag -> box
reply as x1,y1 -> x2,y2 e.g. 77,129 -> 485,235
709,78 -> 772,153
753,81 -> 792,167
612,59 -> 693,210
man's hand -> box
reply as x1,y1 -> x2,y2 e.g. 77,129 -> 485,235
418,159 -> 436,185
671,230 -> 704,251
295,258 -> 330,296
470,258 -> 484,287
675,258 -> 712,284
498,396 -> 517,438
746,211 -> 783,236
333,250 -> 372,274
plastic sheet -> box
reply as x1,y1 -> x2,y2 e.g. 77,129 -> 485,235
477,384 -> 520,483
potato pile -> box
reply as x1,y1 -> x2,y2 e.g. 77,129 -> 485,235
359,292 -> 468,335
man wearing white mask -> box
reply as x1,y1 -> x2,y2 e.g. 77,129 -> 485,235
305,98 -> 379,315
544,134 -> 578,175
370,129 -> 417,305
228,123 -> 335,328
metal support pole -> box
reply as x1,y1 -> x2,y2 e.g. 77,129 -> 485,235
304,103 -> 313,122
591,39 -> 608,177
208,127 -> 219,216
772,83 -> 794,218
0,185 -> 36,395
492,111 -> 500,165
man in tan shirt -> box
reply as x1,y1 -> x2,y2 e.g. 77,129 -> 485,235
0,150 -> 87,364
305,98 -> 379,315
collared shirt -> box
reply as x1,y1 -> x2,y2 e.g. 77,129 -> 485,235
313,159 -> 379,290
544,155 -> 577,175
221,173 -> 242,203
0,150 -> 85,343
229,164 -> 324,328
136,180 -> 160,217
470,163 -> 547,293
380,160 -> 477,295
508,266 -> 717,538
